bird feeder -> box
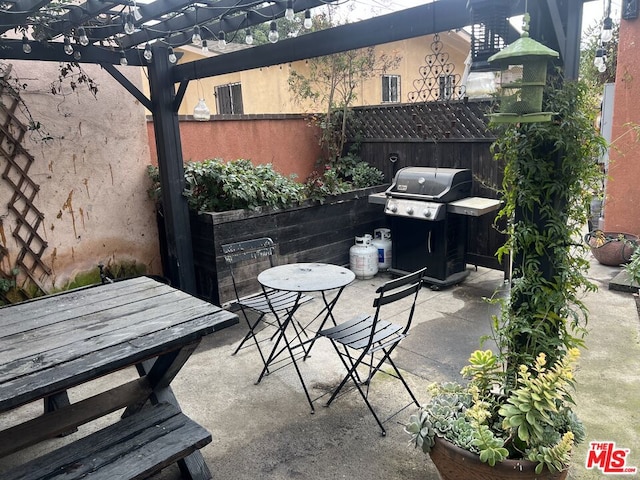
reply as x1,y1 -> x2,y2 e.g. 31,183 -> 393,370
487,13 -> 559,123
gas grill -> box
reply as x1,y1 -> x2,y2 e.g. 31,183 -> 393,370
383,167 -> 488,288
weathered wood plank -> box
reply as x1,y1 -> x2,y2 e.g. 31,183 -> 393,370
0,377 -> 153,457
3,402 -> 211,480
0,308 -> 237,411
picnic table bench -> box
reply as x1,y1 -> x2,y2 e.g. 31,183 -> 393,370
0,276 -> 238,479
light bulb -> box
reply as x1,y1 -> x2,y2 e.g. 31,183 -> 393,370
201,39 -> 209,53
22,34 -> 31,54
192,25 -> 202,45
594,47 -> 605,68
217,31 -> 226,49
304,9 -> 312,29
193,99 -> 210,121
144,43 -> 153,61
598,62 -> 607,73
601,17 -> 613,43
285,0 -> 295,21
120,51 -> 128,66
245,28 -> 253,45
168,47 -> 177,64
268,21 -> 279,43
73,51 -> 81,60
63,36 -> 73,55
78,26 -> 89,46
124,13 -> 135,35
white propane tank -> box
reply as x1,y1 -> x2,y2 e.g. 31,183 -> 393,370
350,235 -> 379,279
372,228 -> 392,271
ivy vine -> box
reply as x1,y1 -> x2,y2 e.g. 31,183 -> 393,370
490,78 -> 607,378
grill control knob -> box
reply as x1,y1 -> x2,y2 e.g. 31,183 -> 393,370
423,209 -> 432,218
406,207 -> 414,215
389,204 -> 398,213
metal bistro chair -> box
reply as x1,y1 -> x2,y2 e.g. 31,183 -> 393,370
317,267 -> 426,435
222,238 -> 313,371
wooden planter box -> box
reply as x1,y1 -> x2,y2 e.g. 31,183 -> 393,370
190,185 -> 389,305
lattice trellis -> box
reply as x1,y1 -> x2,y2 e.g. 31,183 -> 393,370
0,83 -> 50,293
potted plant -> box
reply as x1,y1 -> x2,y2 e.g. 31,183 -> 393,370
584,229 -> 638,266
406,79 -> 605,478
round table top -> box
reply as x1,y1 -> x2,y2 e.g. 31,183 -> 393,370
258,263 -> 356,292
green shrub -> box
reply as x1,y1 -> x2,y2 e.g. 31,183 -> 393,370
148,159 -> 305,212
624,248 -> 640,285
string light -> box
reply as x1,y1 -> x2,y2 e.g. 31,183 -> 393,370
268,21 -> 279,43
63,36 -> 73,55
78,26 -> 89,46
192,25 -> 202,45
73,50 -> 81,60
593,45 -> 607,73
601,0 -> 613,43
304,9 -> 312,29
168,47 -> 177,64
120,50 -> 128,66
217,31 -> 226,49
22,34 -> 31,54
124,13 -> 135,35
201,39 -> 209,53
193,80 -> 210,121
144,42 -> 153,62
285,0 -> 295,21
245,28 -> 254,45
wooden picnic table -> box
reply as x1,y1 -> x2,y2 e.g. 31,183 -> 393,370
0,276 -> 238,479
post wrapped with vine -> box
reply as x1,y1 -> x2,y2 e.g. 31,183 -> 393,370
491,78 -> 607,376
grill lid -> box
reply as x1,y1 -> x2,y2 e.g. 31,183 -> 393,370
386,167 -> 472,203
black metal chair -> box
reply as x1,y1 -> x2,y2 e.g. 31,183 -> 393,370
317,267 -> 426,435
222,238 -> 313,370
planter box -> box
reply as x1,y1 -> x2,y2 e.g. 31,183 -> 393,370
190,185 -> 389,305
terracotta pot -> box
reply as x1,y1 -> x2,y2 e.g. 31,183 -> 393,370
429,436 -> 568,480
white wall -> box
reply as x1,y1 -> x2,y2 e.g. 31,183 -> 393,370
0,61 -> 161,292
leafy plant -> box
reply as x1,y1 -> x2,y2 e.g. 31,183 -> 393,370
406,78 -> 605,474
624,248 -> 640,285
148,159 -> 304,213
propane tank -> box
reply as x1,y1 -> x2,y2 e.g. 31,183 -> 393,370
349,235 -> 379,279
372,228 -> 392,271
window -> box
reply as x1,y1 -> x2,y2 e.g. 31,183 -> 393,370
382,75 -> 400,103
439,75 -> 455,100
215,83 -> 244,114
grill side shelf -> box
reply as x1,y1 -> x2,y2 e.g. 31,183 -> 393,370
447,197 -> 502,217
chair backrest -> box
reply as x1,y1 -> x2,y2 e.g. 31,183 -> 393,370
221,237 -> 277,301
371,267 -> 426,335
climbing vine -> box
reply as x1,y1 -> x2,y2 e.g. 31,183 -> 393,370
490,78 -> 607,373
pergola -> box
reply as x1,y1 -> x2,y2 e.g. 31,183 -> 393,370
0,0 -> 591,294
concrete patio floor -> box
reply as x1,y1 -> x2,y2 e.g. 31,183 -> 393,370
1,258 -> 638,479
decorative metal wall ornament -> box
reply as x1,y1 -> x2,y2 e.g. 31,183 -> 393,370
407,33 -> 466,104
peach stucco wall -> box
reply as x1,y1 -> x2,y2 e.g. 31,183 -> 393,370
147,116 -> 323,181
604,14 -> 640,235
0,61 -> 161,292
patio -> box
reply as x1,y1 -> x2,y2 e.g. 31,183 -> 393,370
0,257 -> 637,480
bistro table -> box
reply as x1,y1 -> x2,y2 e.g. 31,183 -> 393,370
0,276 -> 238,479
256,263 -> 355,412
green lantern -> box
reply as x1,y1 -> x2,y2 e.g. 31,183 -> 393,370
488,13 -> 559,123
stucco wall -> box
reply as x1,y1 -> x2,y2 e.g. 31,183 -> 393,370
605,15 -> 640,235
0,61 -> 161,293
147,116 -> 323,180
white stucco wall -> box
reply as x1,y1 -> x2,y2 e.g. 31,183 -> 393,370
0,60 -> 161,292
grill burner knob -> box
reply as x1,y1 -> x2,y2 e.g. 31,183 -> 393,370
389,204 -> 398,213
423,209 -> 432,218
406,206 -> 414,215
